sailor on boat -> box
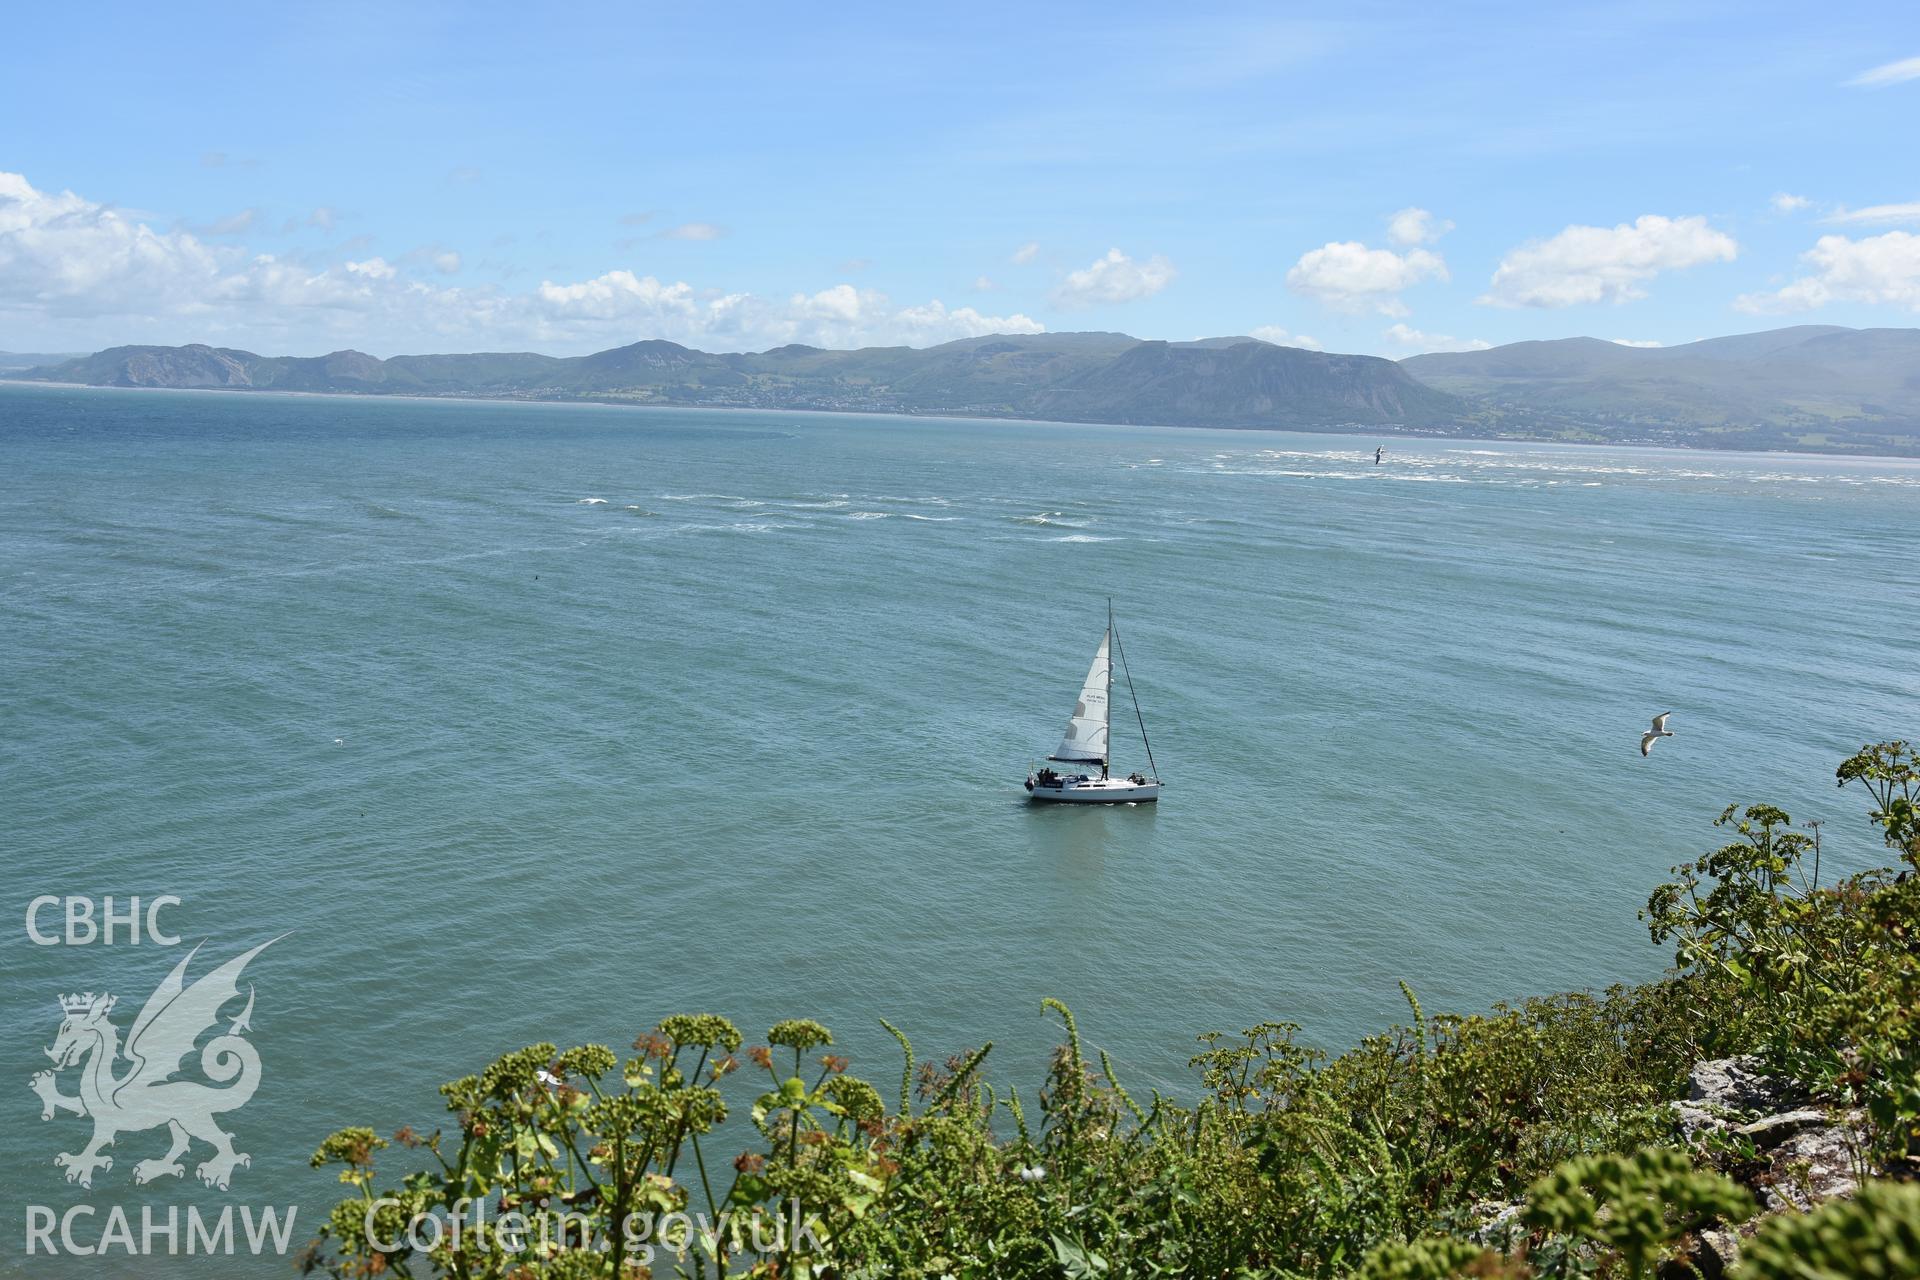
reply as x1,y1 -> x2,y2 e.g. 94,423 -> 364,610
1025,602 -> 1162,804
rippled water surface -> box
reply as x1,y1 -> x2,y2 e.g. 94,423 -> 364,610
3,384 -> 1916,1269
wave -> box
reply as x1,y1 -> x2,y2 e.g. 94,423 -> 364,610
575,497 -> 608,505
1049,533 -> 1116,543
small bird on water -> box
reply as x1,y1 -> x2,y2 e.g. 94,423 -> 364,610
1640,712 -> 1674,756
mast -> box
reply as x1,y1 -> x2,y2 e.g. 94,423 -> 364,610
1113,612 -> 1159,783
1103,597 -> 1113,778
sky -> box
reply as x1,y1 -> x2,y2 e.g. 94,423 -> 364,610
2,1 -> 1917,358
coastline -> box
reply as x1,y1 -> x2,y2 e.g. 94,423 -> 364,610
5,376 -> 1920,465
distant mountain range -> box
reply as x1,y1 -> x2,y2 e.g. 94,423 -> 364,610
12,326 -> 1920,454
15,334 -> 1457,432
1403,326 -> 1920,454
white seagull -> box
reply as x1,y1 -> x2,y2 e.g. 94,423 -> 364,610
1640,712 -> 1674,757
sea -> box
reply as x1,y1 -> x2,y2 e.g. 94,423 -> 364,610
2,381 -> 1916,1270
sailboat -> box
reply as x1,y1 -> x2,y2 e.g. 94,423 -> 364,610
1025,603 -> 1162,803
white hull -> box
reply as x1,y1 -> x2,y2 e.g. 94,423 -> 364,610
1026,774 -> 1161,804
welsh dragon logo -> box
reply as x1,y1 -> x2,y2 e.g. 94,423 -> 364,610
29,939 -> 278,1190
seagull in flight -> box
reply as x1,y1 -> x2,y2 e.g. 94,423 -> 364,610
1640,712 -> 1674,757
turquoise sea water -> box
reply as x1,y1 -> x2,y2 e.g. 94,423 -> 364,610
2,382 -> 1917,1269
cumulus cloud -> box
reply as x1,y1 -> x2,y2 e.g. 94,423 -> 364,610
1480,214 -> 1737,308
1822,201 -> 1920,226
892,298 -> 1043,343
1381,322 -> 1489,353
0,172 -> 1044,353
1846,56 -> 1920,88
1734,231 -> 1920,313
1771,193 -> 1811,213
1286,241 -> 1447,316
1386,207 -> 1452,246
1011,241 -> 1040,265
1249,325 -> 1322,350
1053,248 -> 1175,307
0,171 -> 229,318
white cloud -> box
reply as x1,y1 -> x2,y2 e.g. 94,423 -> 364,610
433,251 -> 462,275
0,171 -> 229,318
1382,322 -> 1490,353
1734,230 -> 1920,313
1248,325 -> 1322,350
1011,241 -> 1040,265
1053,248 -> 1176,307
536,270 -> 695,319
308,206 -> 339,232
0,170 -> 1046,353
660,222 -> 723,241
1386,207 -> 1452,246
1480,214 -> 1737,308
1771,193 -> 1811,214
973,275 -> 996,291
1286,241 -> 1447,316
892,298 -> 1043,342
1610,338 -> 1663,348
1847,56 -> 1920,88
1822,201 -> 1920,226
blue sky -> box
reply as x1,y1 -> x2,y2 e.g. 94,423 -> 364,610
2,1 -> 1917,356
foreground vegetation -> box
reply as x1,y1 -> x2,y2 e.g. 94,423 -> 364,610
305,743 -> 1920,1278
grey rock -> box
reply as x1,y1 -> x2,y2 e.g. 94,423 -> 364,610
1760,1121 -> 1864,1213
1688,1056 -> 1790,1111
1737,1108 -> 1830,1149
1694,1225 -> 1742,1279
1670,1100 -> 1724,1143
1466,1198 -> 1525,1247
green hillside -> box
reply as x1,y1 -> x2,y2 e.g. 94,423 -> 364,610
23,334 -> 1458,432
1400,326 -> 1920,452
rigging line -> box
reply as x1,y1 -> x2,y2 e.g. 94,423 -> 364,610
1111,618 -> 1158,781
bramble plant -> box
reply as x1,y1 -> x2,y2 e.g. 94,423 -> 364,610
306,744 -> 1920,1278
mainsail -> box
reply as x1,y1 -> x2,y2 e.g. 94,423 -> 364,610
1050,631 -> 1110,765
